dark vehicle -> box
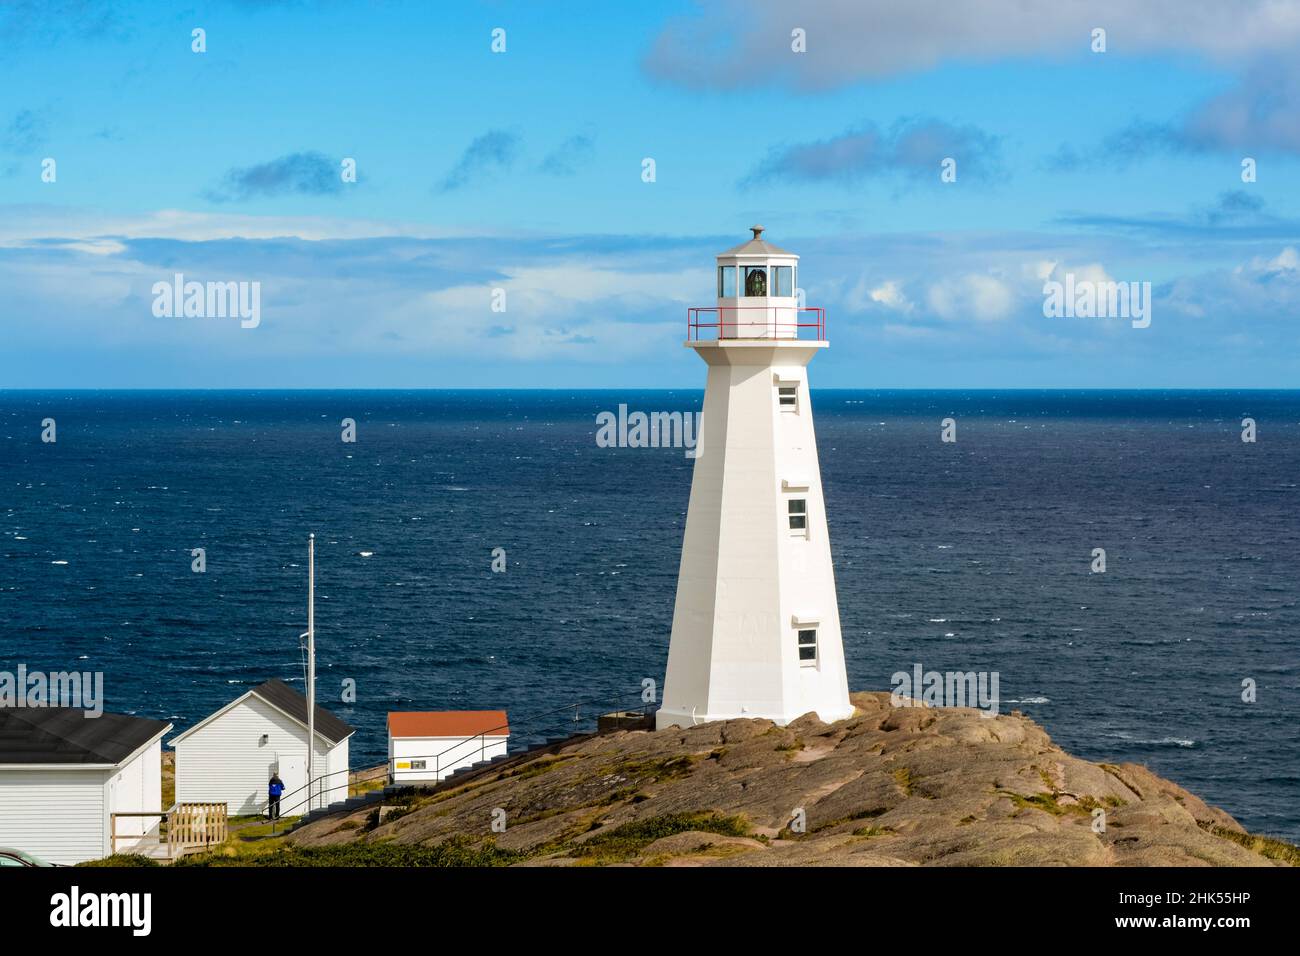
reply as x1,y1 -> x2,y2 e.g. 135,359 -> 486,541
0,847 -> 58,867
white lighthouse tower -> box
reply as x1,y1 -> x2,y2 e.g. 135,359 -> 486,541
657,227 -> 854,729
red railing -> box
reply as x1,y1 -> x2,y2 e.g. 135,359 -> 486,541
687,306 -> 825,341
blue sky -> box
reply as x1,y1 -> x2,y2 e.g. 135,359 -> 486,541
2,0 -> 1299,387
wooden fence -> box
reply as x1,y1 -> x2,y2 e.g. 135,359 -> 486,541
167,802 -> 228,856
110,802 -> 228,860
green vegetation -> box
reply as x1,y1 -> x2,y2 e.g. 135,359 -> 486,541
1201,824 -> 1300,866
497,754 -> 577,781
79,854 -> 161,867
177,837 -> 520,868
892,767 -> 917,796
363,805 -> 415,831
350,776 -> 386,797
1077,794 -> 1125,811
851,824 -> 894,838
999,788 -> 1124,818
232,818 -> 300,839
160,753 -> 175,809
568,812 -> 750,864
600,754 -> 697,783
173,811 -> 753,867
798,805 -> 887,838
1001,790 -> 1076,816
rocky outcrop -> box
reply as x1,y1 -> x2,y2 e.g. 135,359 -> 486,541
289,692 -> 1284,866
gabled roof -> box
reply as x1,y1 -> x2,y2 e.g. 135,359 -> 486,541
0,708 -> 172,766
251,679 -> 355,744
169,679 -> 355,747
388,711 -> 509,739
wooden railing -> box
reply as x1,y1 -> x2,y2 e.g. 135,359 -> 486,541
110,802 -> 228,859
168,802 -> 228,857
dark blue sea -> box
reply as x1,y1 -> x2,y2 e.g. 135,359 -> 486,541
2,390 -> 1297,842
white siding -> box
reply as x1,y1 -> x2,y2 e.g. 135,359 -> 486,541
173,695 -> 348,816
107,743 -> 163,847
0,769 -> 107,865
390,735 -> 508,784
324,738 -> 348,808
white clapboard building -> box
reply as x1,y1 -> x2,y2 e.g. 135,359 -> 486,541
0,708 -> 172,865
170,679 -> 353,816
388,711 -> 509,784
658,228 -> 854,729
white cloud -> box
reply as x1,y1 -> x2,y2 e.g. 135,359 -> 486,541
926,273 -> 1015,322
0,229 -> 698,365
868,279 -> 912,312
0,204 -> 483,243
1258,246 -> 1299,273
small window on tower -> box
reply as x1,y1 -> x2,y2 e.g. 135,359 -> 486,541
788,498 -> 807,532
778,384 -> 798,410
744,266 -> 767,297
798,628 -> 818,664
410,759 -> 427,771
772,265 -> 793,297
718,265 -> 737,297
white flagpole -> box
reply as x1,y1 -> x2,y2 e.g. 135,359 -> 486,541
306,533 -> 315,812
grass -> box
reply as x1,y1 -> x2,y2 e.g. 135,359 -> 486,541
497,754 -> 577,781
599,754 -> 698,783
999,787 -> 1125,818
161,752 -> 175,809
176,837 -> 520,867
851,824 -> 894,838
350,776 -> 386,797
892,767 -> 917,796
77,854 -> 161,867
363,804 -> 415,831
796,805 -> 887,837
231,818 -> 299,839
1001,791 -> 1077,816
567,812 -> 751,864
1200,823 -> 1300,866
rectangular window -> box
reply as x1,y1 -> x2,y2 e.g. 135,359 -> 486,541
778,384 -> 798,410
718,265 -> 737,297
744,265 -> 768,297
798,628 -> 818,664
772,265 -> 793,297
410,759 -> 426,770
788,498 -> 807,531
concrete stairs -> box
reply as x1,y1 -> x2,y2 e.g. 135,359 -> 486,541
280,733 -> 604,834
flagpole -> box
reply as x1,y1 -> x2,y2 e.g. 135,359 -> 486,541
306,533 -> 315,813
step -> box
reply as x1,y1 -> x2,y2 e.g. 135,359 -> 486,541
282,732 -> 604,829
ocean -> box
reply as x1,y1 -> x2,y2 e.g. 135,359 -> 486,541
1,389 -> 1297,842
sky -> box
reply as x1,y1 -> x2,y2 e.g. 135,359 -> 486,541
1,0 -> 1299,388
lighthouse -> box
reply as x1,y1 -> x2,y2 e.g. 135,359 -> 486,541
657,227 -> 854,729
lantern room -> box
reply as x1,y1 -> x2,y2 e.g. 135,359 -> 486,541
690,226 -> 823,341
716,225 -> 797,338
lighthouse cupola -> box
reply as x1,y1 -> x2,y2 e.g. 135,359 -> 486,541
713,225 -> 803,339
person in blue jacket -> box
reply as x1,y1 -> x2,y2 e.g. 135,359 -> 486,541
268,772 -> 285,819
